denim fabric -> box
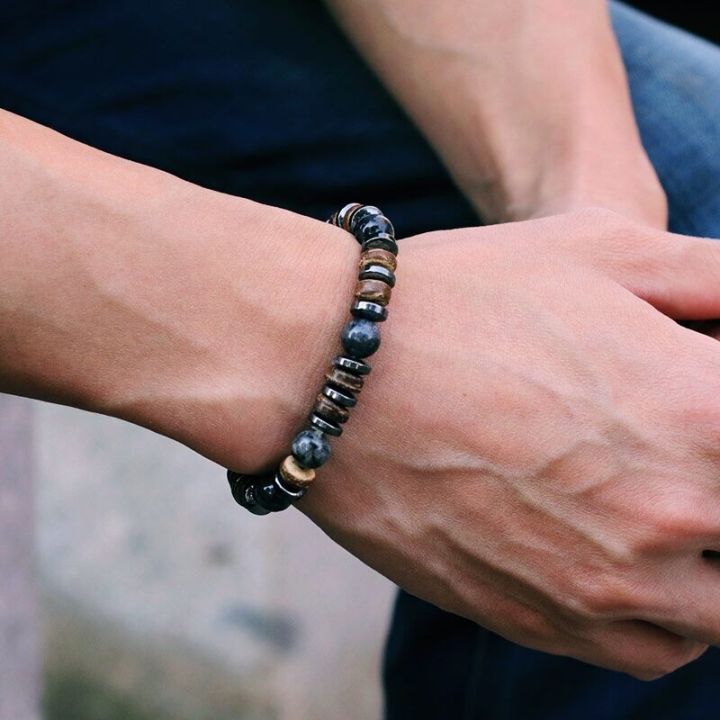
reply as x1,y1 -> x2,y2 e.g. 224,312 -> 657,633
0,2 -> 718,718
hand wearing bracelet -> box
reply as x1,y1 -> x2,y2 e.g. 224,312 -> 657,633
227,203 -> 398,514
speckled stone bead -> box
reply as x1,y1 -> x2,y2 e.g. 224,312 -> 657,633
362,234 -> 398,255
355,279 -> 392,306
279,454 -> 317,488
357,214 -> 395,244
314,394 -> 350,425
359,264 -> 396,287
333,355 -> 371,376
350,205 -> 383,234
359,249 -> 397,273
326,367 -> 364,394
341,318 -> 381,359
291,429 -> 331,469
309,412 -> 343,437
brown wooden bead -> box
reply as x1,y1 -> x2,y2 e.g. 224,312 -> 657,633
314,393 -> 350,424
355,279 -> 392,306
325,367 -> 364,394
279,455 -> 316,489
359,249 -> 397,273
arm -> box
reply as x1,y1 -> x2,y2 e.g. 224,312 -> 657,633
6,109 -> 720,679
323,0 -> 666,226
0,109 -> 356,472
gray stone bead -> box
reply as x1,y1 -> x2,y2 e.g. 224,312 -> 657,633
341,318 -> 381,359
291,429 -> 331,469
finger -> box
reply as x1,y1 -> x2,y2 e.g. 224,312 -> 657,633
569,619 -> 707,680
600,228 -> 720,320
642,555 -> 720,647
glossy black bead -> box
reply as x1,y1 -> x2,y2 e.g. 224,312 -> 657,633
341,318 -> 380,359
322,384 -> 357,408
358,265 -> 395,288
333,355 -> 371,375
292,429 -> 331,469
351,300 -> 387,322
228,472 -> 273,515
361,234 -> 398,255
309,413 -> 343,437
350,205 -> 383,235
256,477 -> 293,512
356,214 -> 395,244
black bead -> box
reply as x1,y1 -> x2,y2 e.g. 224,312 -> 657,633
358,265 -> 395,288
256,477 -> 293,512
309,413 -> 343,437
350,205 -> 383,235
228,472 -> 272,515
362,234 -> 398,255
322,384 -> 357,408
356,215 -> 395,245
351,300 -> 387,322
341,318 -> 381,359
333,355 -> 371,375
292,429 -> 331,469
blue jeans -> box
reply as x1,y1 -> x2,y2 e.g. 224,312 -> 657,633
0,2 -> 718,718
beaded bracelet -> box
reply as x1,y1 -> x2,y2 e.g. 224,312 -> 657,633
226,203 -> 398,515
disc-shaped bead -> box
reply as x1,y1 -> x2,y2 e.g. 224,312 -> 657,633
333,356 -> 371,375
359,249 -> 397,273
309,412 -> 343,437
314,394 -> 350,425
358,264 -> 395,287
355,279 -> 392,306
326,367 -> 364,394
280,455 -> 317,488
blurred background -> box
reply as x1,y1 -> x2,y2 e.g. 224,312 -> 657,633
11,397 -> 394,719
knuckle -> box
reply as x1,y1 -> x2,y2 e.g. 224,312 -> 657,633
633,493 -> 703,553
559,568 -> 640,621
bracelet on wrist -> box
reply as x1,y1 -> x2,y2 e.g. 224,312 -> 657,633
226,203 -> 398,515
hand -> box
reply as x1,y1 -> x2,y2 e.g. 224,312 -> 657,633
298,208 -> 720,680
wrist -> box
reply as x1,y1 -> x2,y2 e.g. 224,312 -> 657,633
104,188 -> 359,474
0,110 -> 358,473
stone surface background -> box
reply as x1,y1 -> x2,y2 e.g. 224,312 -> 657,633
3,398 -> 395,719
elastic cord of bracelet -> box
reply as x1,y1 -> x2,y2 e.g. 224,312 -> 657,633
226,203 -> 398,515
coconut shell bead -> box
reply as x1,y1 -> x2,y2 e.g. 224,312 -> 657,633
359,249 -> 397,273
326,367 -> 364,394
279,455 -> 316,489
314,394 -> 350,424
355,279 -> 392,306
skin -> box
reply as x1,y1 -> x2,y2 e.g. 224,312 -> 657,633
1,1 -> 715,681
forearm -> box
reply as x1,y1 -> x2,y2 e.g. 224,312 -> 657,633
0,110 -> 356,470
324,0 -> 664,225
